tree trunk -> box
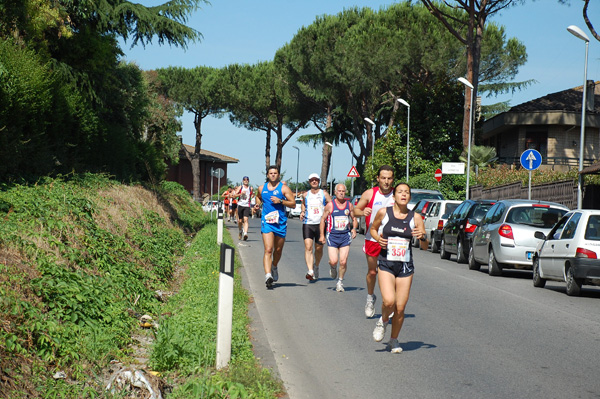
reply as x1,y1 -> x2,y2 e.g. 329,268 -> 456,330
275,124 -> 283,172
191,112 -> 203,201
320,108 -> 333,189
264,129 -> 271,174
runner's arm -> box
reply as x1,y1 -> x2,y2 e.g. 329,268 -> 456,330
369,208 -> 388,248
352,189 -> 373,217
319,203 -> 332,243
280,185 -> 296,208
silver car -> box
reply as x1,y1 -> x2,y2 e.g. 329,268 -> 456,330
469,199 -> 569,276
533,209 -> 600,296
423,200 -> 462,253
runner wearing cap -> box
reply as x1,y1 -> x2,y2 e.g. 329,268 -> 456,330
234,176 -> 253,241
300,173 -> 331,281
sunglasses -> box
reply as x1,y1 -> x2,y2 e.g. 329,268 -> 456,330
309,178 -> 319,182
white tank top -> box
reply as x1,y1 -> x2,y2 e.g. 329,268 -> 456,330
365,187 -> 395,242
238,185 -> 252,207
303,189 -> 326,225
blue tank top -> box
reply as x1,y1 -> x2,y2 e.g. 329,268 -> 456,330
327,200 -> 351,234
261,182 -> 287,226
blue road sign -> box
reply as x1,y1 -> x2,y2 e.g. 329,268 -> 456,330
520,149 -> 542,171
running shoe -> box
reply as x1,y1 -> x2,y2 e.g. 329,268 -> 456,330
272,267 -> 279,282
335,279 -> 344,292
305,270 -> 315,281
243,231 -> 248,241
238,230 -> 242,240
265,274 -> 274,288
365,294 -> 376,318
314,265 -> 319,279
373,317 -> 386,342
330,265 -> 338,279
387,338 -> 403,353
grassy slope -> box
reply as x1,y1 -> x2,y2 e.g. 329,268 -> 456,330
0,175 -> 282,398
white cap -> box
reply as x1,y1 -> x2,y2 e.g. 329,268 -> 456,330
308,173 -> 320,181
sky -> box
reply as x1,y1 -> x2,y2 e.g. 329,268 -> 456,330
120,0 -> 600,191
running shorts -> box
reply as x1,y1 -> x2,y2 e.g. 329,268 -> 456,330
326,232 -> 352,248
261,221 -> 286,237
378,260 -> 415,278
302,224 -> 321,241
363,240 -> 382,257
237,206 -> 251,219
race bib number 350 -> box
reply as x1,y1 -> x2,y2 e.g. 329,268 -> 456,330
387,237 -> 410,262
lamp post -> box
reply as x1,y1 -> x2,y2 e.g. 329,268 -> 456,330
292,145 -> 300,198
567,25 -> 590,209
325,142 -> 333,196
397,99 -> 410,182
458,77 -> 474,200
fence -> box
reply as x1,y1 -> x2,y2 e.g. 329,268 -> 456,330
470,180 -> 578,209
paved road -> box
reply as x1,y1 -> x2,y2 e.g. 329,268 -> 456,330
229,217 -> 600,399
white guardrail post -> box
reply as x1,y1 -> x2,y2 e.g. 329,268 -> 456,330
216,243 -> 234,369
217,202 -> 224,244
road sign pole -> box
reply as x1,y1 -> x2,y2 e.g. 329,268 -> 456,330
529,171 -> 532,200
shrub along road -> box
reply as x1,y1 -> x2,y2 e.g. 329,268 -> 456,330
230,217 -> 600,399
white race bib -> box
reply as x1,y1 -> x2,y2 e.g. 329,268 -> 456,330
387,237 -> 410,262
265,210 -> 279,224
333,216 -> 349,231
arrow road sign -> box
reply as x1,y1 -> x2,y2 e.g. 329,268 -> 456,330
520,149 -> 542,171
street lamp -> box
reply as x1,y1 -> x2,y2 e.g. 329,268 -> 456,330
292,145 -> 300,198
325,142 -> 333,196
458,77 -> 474,200
397,98 -> 410,182
567,24 -> 590,209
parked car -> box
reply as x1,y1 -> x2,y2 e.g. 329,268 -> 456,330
440,199 -> 497,263
423,200 -> 462,253
287,197 -> 303,218
202,200 -> 219,212
408,189 -> 444,210
532,209 -> 600,296
410,200 -> 433,247
469,200 -> 569,276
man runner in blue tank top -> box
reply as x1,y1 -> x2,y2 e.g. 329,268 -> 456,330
254,165 -> 296,288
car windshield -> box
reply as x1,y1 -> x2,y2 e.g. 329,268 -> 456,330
409,193 -> 444,204
506,206 -> 567,227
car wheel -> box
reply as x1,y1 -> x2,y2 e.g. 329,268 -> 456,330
440,236 -> 450,260
468,245 -> 480,271
488,248 -> 502,276
431,238 -> 440,253
565,264 -> 582,296
456,239 -> 467,264
532,257 -> 546,288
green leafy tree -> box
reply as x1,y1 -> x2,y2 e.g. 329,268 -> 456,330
157,66 -> 225,199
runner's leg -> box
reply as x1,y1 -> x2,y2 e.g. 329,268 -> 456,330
262,232 -> 275,274
366,254 -> 378,295
338,245 -> 350,280
272,234 -> 286,267
390,275 -> 413,339
378,269 -> 396,323
304,238 -> 315,272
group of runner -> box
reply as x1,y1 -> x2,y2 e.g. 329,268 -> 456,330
246,164 -> 428,353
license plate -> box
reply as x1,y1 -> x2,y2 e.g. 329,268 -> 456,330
526,251 -> 533,260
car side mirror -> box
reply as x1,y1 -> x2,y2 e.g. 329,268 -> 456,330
534,231 -> 546,240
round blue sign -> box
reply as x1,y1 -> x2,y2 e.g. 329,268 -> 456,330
520,149 -> 542,170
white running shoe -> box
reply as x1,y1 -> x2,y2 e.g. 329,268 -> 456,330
265,273 -> 274,288
335,279 -> 344,292
330,265 -> 338,279
387,338 -> 403,353
314,265 -> 319,279
365,295 -> 376,318
272,267 -> 279,282
243,231 -> 248,241
373,317 -> 386,342
305,270 -> 315,281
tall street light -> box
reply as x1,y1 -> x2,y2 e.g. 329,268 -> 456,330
325,142 -> 333,196
458,77 -> 474,200
292,145 -> 300,198
567,24 -> 590,209
397,99 -> 410,182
